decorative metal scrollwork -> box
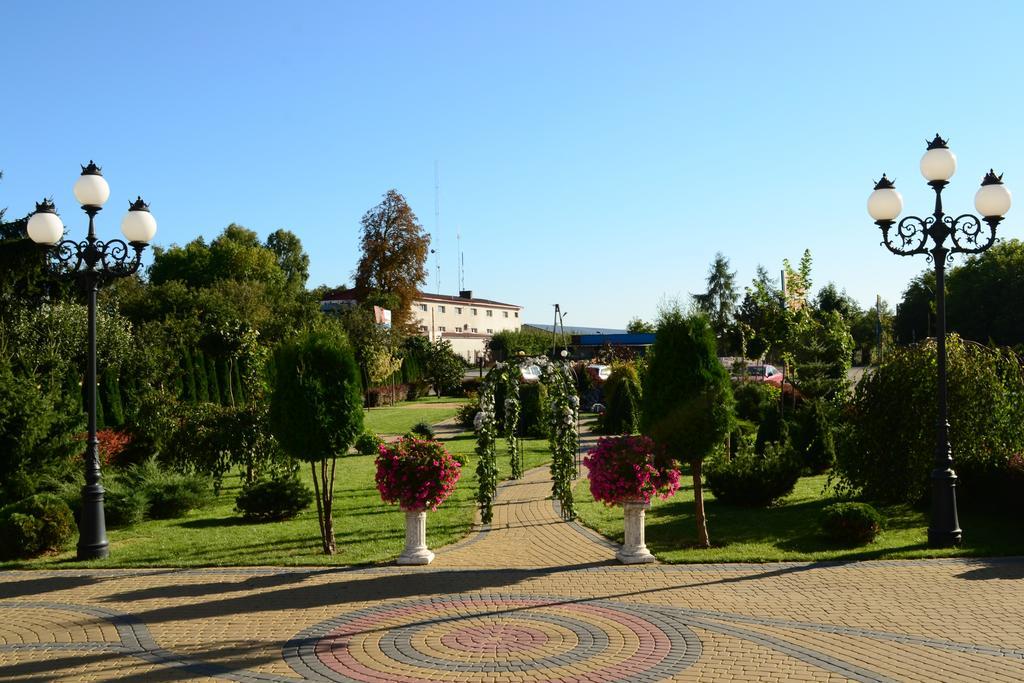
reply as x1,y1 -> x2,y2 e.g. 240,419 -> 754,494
880,215 -> 930,257
946,213 -> 997,255
47,237 -> 144,285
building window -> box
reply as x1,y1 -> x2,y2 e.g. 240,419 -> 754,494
419,304 -> 428,312
419,325 -> 428,333
471,308 -> 478,315
486,328 -> 493,333
486,310 -> 493,317
463,324 -> 469,331
438,305 -> 445,313
455,307 -> 462,314
503,311 -> 509,318
515,311 -> 519,317
438,326 -> 446,332
471,327 -> 477,333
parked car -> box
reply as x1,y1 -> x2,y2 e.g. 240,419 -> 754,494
743,364 -> 784,387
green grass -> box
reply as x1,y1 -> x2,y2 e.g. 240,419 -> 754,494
3,427 -> 553,569
364,403 -> 467,435
574,472 -> 1024,563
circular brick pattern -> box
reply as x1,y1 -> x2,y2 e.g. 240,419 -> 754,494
439,624 -> 549,654
285,594 -> 701,683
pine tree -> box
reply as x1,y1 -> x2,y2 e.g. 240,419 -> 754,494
694,253 -> 739,349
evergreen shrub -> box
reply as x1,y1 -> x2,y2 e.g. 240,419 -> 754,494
704,443 -> 801,507
410,421 -> 436,439
732,381 -> 780,423
355,432 -> 384,456
235,476 -> 313,521
0,494 -> 75,559
793,399 -> 836,473
458,403 -> 478,430
820,502 -> 883,545
599,364 -> 641,435
517,382 -> 550,438
104,487 -> 148,527
755,405 -> 790,456
145,473 -> 210,519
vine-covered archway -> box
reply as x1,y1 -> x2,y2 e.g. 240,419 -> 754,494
474,355 -> 579,524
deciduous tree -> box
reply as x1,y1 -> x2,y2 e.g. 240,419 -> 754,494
353,190 -> 430,332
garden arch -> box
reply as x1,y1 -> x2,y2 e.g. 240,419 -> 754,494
474,355 -> 580,524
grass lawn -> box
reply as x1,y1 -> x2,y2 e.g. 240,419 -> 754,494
3,401 -> 552,570
364,398 -> 469,435
574,472 -> 1024,563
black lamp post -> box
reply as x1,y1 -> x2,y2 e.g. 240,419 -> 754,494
27,162 -> 157,561
867,135 -> 1012,548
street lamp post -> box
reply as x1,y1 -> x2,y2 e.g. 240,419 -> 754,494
27,162 -> 157,560
867,135 -> 1012,548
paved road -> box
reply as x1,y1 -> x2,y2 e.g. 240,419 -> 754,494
2,420 -> 1022,681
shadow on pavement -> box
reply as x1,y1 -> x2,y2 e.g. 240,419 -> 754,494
954,558 -> 1024,580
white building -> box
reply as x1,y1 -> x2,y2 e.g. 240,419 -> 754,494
320,289 -> 522,362
412,290 -> 522,362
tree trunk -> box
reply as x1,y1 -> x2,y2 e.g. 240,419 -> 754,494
692,458 -> 710,548
321,459 -> 336,554
310,461 -> 329,554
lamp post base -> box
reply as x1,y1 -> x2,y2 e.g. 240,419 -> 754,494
77,483 -> 109,561
928,467 -> 962,549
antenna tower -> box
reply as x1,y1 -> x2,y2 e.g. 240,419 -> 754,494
434,160 -> 441,293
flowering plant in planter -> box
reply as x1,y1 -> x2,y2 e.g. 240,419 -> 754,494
584,435 -> 681,506
375,437 -> 462,511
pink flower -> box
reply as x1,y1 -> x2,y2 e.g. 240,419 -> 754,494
584,435 -> 681,506
375,437 -> 463,511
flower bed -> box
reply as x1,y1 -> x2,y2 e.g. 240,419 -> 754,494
375,438 -> 462,511
583,435 -> 681,506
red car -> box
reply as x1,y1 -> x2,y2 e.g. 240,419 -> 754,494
744,364 -> 784,387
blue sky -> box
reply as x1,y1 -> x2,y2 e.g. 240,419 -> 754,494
3,1 -> 1022,327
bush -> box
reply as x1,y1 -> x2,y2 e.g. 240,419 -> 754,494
235,476 -> 313,521
704,443 -> 802,507
599,364 -> 642,435
461,376 -> 483,398
820,502 -> 883,545
104,487 -> 148,527
755,405 -> 790,456
457,402 -> 478,430
732,381 -> 780,423
517,382 -> 550,438
355,432 -> 384,455
405,381 -> 430,401
145,473 -> 210,519
123,461 -> 209,520
410,421 -> 435,439
365,384 -> 409,407
728,419 -> 757,459
0,494 -> 76,559
793,399 -> 836,473
835,336 -> 1024,504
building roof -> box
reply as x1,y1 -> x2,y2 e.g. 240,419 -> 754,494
320,287 -> 520,310
523,323 -> 628,336
416,292 -> 520,309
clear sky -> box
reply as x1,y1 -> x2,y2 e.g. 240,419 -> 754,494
3,1 -> 1022,327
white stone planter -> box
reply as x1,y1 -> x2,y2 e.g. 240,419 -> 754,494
397,509 -> 434,565
616,500 -> 655,564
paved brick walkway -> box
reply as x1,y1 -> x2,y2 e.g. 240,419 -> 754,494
2,421 -> 1024,681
